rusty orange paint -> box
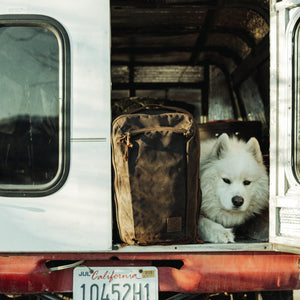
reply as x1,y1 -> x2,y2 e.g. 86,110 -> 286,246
0,252 -> 299,294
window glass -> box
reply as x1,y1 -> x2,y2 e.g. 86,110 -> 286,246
0,21 -> 69,194
293,22 -> 300,181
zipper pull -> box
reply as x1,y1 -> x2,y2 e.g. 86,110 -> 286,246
121,133 -> 133,162
126,132 -> 133,148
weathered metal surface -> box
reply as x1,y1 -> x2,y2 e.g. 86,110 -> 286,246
0,252 -> 298,294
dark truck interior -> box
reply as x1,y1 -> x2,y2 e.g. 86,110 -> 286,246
110,0 -> 270,244
110,0 -> 269,130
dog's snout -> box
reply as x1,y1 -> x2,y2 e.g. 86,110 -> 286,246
232,196 -> 244,207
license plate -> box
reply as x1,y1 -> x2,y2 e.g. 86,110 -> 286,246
73,266 -> 158,300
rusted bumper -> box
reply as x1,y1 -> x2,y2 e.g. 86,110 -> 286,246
0,252 -> 299,294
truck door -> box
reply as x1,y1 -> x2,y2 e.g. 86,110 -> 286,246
270,0 -> 300,253
0,1 -> 112,252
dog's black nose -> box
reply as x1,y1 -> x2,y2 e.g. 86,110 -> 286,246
232,196 -> 244,207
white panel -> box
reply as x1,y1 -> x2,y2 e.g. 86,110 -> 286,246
270,2 -> 300,253
279,208 -> 300,237
0,0 -> 111,251
0,141 -> 111,252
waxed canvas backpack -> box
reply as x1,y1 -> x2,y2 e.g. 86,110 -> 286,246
111,105 -> 200,245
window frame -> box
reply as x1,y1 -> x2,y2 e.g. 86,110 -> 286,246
292,19 -> 300,183
0,15 -> 70,197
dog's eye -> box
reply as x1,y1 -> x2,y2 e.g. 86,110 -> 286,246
222,178 -> 231,184
243,180 -> 251,186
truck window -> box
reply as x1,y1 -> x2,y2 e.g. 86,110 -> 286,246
0,19 -> 70,196
293,21 -> 300,182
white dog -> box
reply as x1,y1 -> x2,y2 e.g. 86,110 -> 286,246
198,133 -> 268,243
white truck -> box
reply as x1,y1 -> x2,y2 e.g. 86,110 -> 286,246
0,0 -> 299,299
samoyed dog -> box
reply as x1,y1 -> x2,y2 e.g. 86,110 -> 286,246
199,133 -> 268,243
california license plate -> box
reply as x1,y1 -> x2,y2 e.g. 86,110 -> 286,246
73,266 -> 158,300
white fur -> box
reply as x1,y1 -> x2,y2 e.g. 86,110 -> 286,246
198,133 -> 269,243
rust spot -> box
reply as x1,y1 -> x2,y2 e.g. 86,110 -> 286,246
277,276 -> 281,287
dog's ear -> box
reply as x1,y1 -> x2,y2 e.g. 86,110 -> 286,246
212,133 -> 229,159
246,137 -> 263,164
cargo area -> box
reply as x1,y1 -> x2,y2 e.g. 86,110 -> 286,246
110,0 -> 270,249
